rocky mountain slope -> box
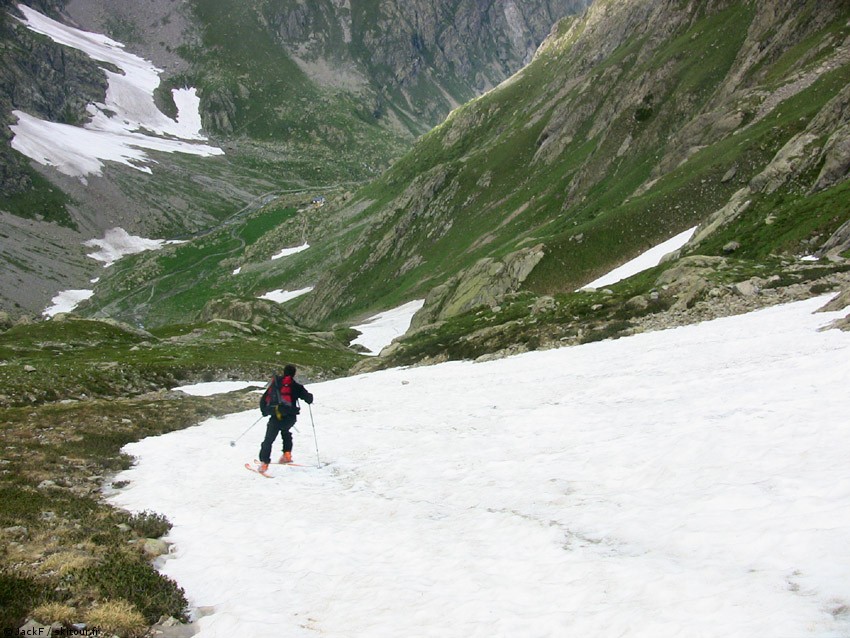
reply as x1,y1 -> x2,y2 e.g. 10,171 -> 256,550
0,0 -> 588,316
281,0 -> 850,339
68,0 -> 850,359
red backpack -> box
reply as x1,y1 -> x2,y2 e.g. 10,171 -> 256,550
262,375 -> 299,418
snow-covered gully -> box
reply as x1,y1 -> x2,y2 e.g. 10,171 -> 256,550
109,296 -> 850,638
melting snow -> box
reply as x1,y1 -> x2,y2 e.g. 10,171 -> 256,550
582,226 -> 697,289
42,289 -> 93,317
84,227 -> 184,267
10,5 -> 222,179
350,299 -> 425,355
258,287 -> 314,304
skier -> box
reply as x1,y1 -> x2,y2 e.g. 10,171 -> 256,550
256,364 -> 313,472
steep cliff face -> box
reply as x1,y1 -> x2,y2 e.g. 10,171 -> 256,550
291,0 -> 850,326
0,1 -> 104,202
200,0 -> 592,137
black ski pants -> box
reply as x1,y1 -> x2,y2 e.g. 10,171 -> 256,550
258,414 -> 297,463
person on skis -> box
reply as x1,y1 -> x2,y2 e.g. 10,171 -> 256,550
256,364 -> 313,472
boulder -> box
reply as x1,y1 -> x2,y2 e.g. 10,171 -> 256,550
817,219 -> 850,261
733,279 -> 761,297
141,538 -> 170,558
655,256 -> 726,311
817,286 -> 850,313
3,525 -> 29,539
410,244 -> 545,329
626,295 -> 649,311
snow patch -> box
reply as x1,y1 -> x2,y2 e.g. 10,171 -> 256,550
11,5 -> 222,179
582,226 -> 697,290
173,381 -> 265,397
84,228 -> 184,267
350,299 -> 425,355
42,289 -> 93,317
258,287 -> 314,304
271,243 -> 309,260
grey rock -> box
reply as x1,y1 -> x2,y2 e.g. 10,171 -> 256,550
410,244 -> 545,329
142,538 -> 170,558
818,314 -> 850,333
817,219 -> 850,260
733,280 -> 760,297
720,165 -> 738,183
531,296 -> 556,314
817,286 -> 850,312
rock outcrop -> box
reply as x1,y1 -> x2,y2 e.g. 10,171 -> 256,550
411,244 -> 545,329
0,4 -> 106,199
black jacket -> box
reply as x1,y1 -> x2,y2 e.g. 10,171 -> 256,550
259,376 -> 313,418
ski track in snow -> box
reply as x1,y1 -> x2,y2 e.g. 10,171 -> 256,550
109,296 -> 850,638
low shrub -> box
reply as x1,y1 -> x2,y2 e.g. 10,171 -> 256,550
0,572 -> 48,628
82,550 -> 187,623
127,510 -> 172,538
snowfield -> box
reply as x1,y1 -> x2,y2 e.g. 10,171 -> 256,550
11,5 -> 222,179
109,296 -> 850,638
271,243 -> 310,260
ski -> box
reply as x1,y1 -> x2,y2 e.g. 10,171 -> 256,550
245,462 -> 272,478
256,458 -> 308,467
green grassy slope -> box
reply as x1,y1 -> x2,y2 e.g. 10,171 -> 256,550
287,0 -> 850,328
81,0 -> 850,340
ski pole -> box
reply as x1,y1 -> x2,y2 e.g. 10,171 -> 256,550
230,414 -> 264,447
308,403 -> 320,468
